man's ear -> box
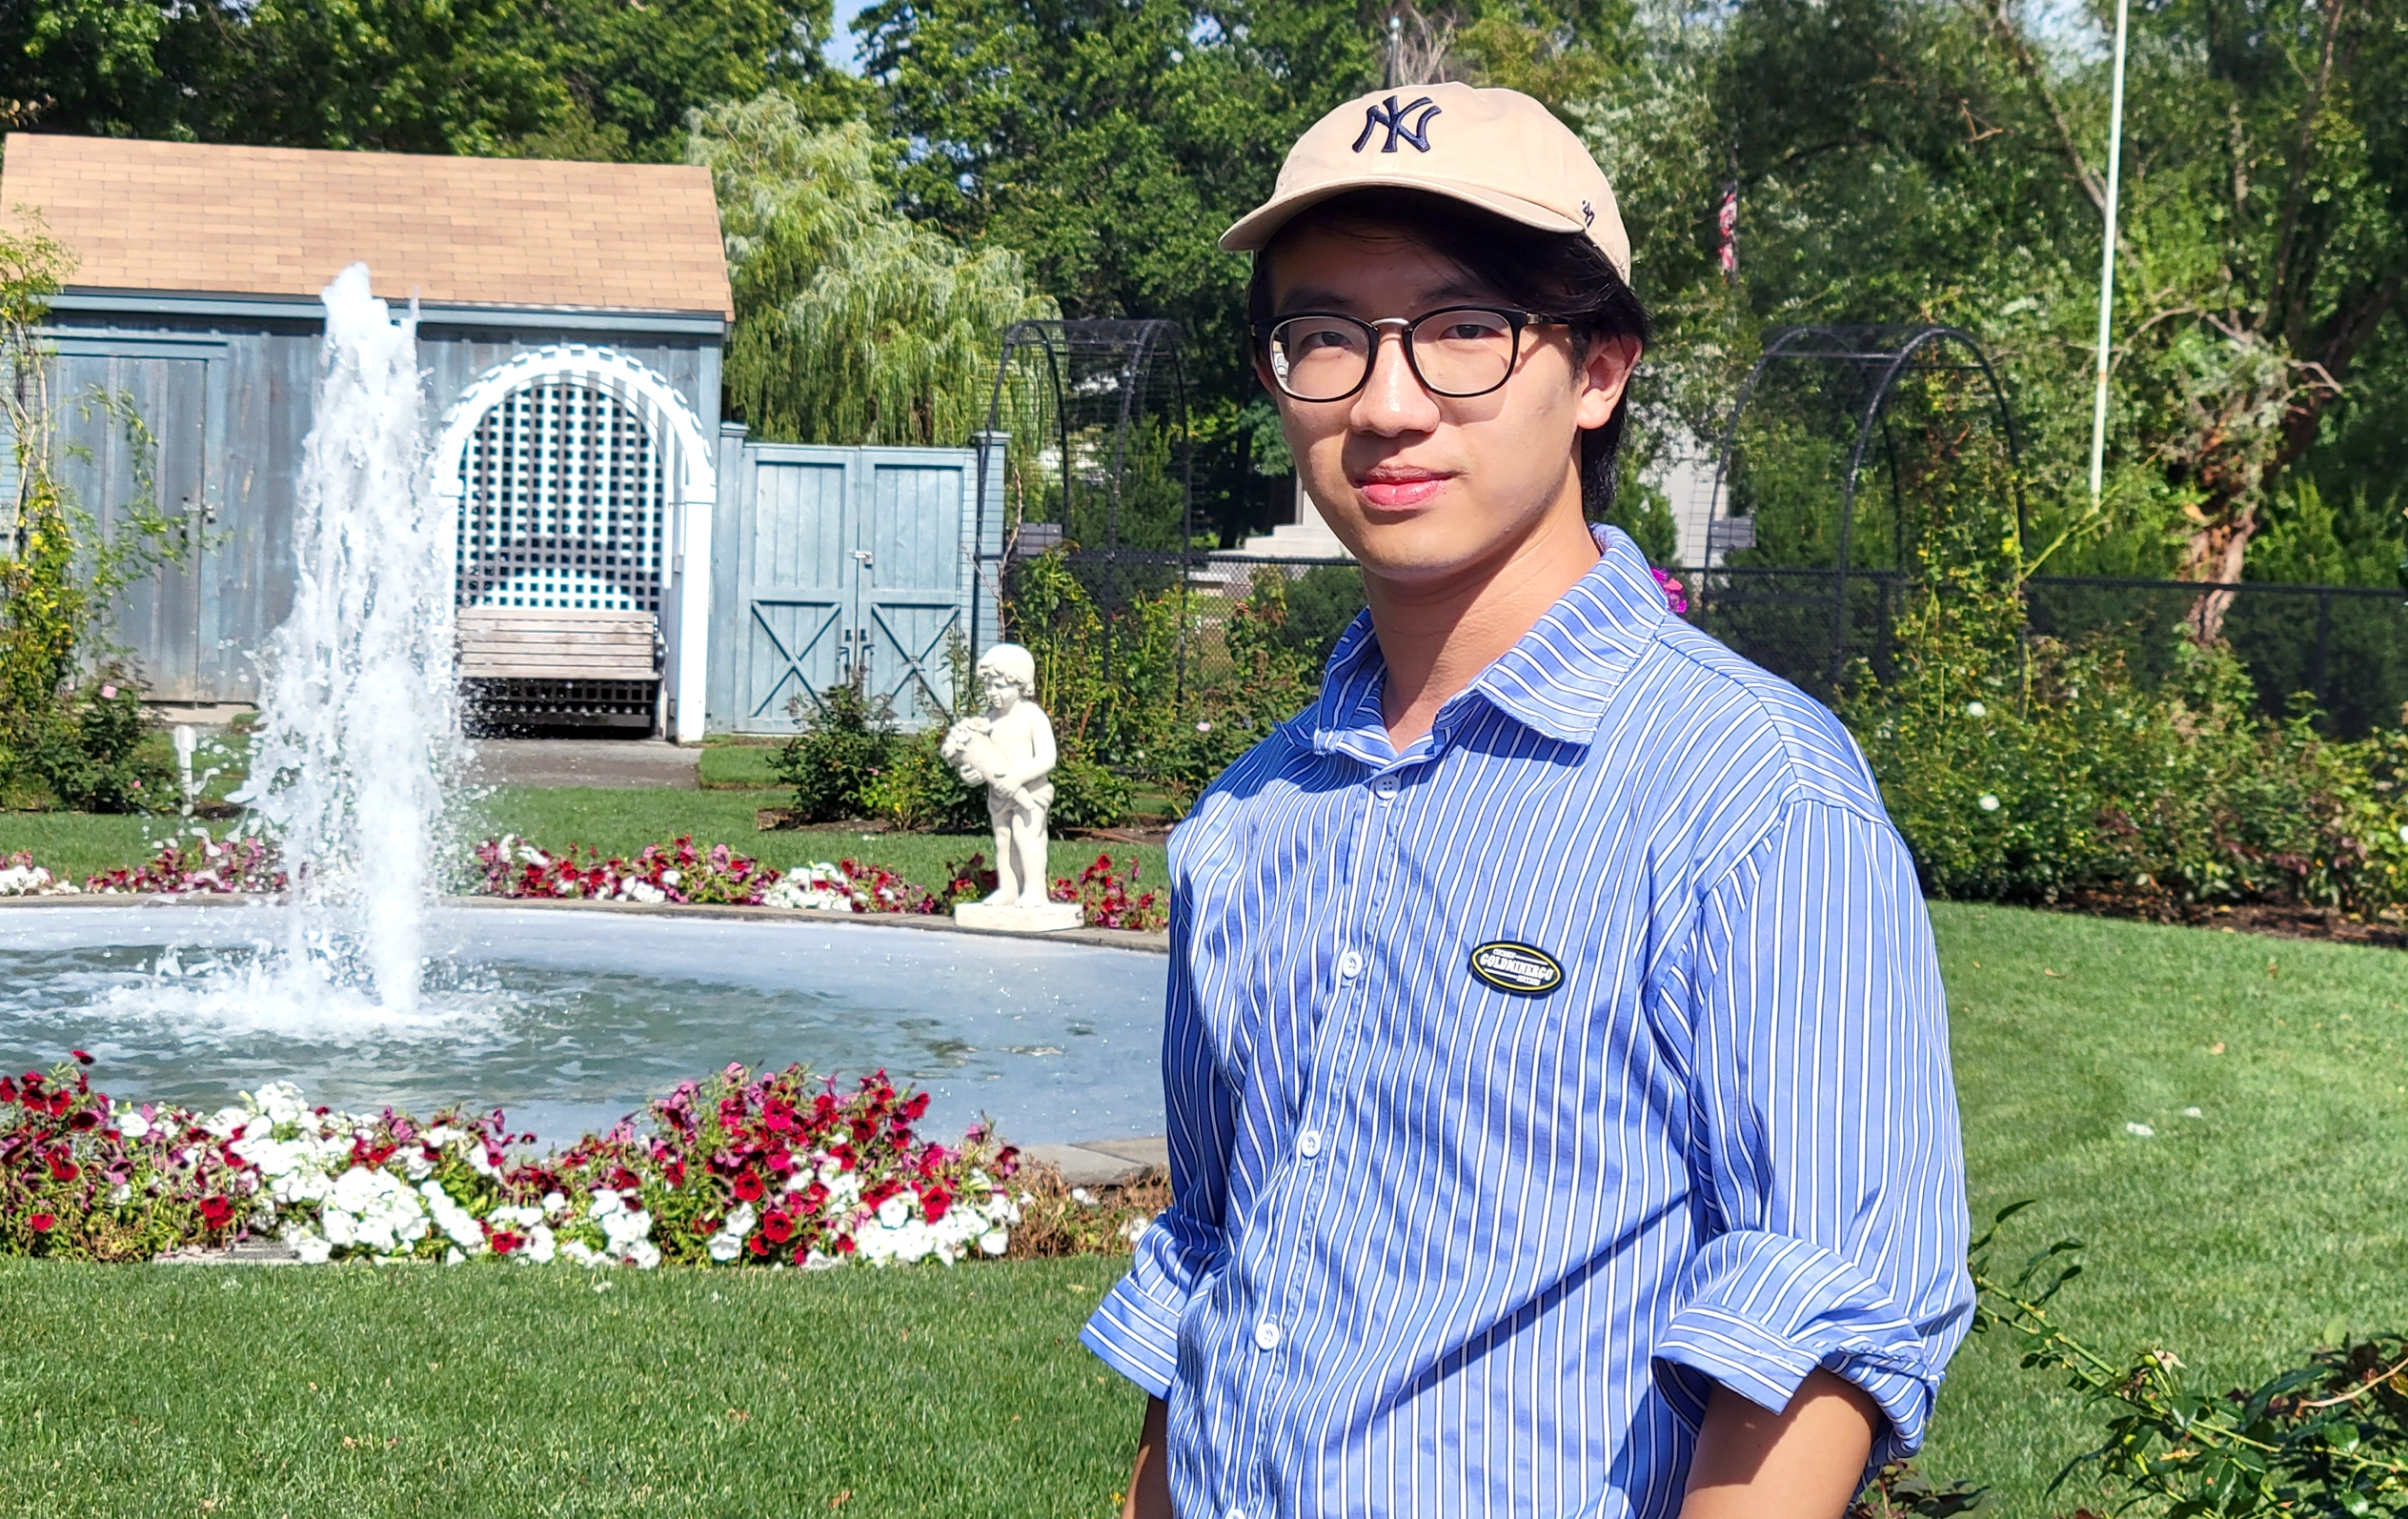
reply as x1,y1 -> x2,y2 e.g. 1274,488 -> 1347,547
1574,334 -> 1641,433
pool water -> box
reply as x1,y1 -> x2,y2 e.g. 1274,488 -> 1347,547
0,905 -> 1168,1146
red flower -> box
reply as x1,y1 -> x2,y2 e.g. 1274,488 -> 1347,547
488,1229 -> 524,1255
921,1187 -> 952,1224
835,1234 -> 857,1255
71,1050 -> 93,1065
746,1233 -> 770,1256
69,1110 -> 98,1132
196,1196 -> 233,1228
29,1213 -> 56,1233
732,1170 -> 766,1203
761,1209 -> 796,1244
0,1078 -> 14,1103
46,1152 -> 78,1182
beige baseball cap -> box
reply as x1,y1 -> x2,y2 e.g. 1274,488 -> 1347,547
1220,82 -> 1631,285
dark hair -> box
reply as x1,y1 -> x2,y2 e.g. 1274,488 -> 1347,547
1247,188 -> 1651,515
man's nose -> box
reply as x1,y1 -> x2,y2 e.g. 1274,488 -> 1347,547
1349,331 -> 1442,435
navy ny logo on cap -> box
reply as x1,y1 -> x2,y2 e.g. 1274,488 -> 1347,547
1352,95 -> 1443,154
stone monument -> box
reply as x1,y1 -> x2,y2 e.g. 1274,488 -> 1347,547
942,643 -> 1083,932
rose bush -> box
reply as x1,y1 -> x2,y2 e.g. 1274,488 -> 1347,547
0,1059 -> 1030,1269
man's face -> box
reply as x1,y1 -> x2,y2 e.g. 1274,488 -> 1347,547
1259,222 -> 1637,586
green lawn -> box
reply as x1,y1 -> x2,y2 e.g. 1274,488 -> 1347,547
0,1256 -> 1139,1518
1920,902 -> 2408,1513
2,882 -> 2404,1512
0,787 -> 1171,895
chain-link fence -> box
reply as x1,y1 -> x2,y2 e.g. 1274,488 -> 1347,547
999,551 -> 2408,743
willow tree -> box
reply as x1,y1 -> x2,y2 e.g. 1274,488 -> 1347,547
690,93 -> 1056,447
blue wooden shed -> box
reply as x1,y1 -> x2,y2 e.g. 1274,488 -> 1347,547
2,133 -> 743,738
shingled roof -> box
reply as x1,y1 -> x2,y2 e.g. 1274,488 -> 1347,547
0,134 -> 733,320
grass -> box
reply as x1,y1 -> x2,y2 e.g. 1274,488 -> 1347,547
4,852 -> 2405,1510
0,1256 -> 1139,1518
1920,901 -> 2408,1513
0,787 -> 1171,897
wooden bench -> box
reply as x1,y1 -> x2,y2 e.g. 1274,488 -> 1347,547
457,610 -> 659,731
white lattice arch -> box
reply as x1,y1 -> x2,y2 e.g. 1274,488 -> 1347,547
432,345 -> 716,741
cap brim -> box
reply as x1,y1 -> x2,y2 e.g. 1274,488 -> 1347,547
1220,175 -> 1588,253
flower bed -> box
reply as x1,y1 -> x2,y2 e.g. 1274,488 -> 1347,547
0,1057 -> 1067,1268
0,831 -> 1169,932
472,833 -> 1167,930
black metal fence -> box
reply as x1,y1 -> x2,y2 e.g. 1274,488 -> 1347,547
1013,551 -> 2408,739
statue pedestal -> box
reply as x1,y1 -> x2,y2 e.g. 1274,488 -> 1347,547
953,901 -> 1085,934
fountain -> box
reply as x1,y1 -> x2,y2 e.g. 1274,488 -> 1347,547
0,268 -> 1165,1145
233,264 -> 462,1015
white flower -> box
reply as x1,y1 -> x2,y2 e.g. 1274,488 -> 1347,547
289,1232 -> 334,1266
542,1191 -> 568,1218
254,1083 -> 307,1125
725,1204 -> 758,1239
979,1228 -> 1008,1257
118,1111 -> 151,1142
1964,700 -> 1987,718
1119,1215 -> 1153,1246
2125,1122 -> 2155,1138
876,1194 -> 912,1230
1978,794 -> 2000,812
2183,1106 -> 2204,1119
1071,1187 -> 1097,1206
524,1225 -> 556,1265
2398,825 -> 2408,844
626,1241 -> 661,1269
706,1231 -> 743,1263
659,870 -> 681,888
625,881 -> 665,904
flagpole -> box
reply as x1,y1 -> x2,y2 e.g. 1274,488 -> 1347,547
2087,0 -> 2131,503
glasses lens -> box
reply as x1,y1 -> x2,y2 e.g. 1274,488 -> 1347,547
1268,316 -> 1372,401
1409,308 -> 1517,396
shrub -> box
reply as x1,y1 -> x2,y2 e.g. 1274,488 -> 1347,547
770,679 -> 898,823
859,726 -> 985,832
1847,558 -> 2408,914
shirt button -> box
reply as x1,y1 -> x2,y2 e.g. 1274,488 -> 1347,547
1338,949 -> 1365,979
1297,1127 -> 1324,1160
1254,1320 -> 1282,1351
1226,1509 -> 1247,1519
1372,778 -> 1399,801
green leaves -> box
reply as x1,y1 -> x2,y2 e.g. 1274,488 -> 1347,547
692,94 -> 1058,446
1975,1213 -> 2408,1517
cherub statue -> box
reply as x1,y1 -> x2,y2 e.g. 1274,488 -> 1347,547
941,643 -> 1060,914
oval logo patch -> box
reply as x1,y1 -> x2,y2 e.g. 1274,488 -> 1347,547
1468,941 -> 1564,997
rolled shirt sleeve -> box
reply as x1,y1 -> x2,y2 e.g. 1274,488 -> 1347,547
1082,891 -> 1233,1398
1654,797 -> 1973,1465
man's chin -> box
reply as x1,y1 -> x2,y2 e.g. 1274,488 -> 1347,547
1343,517 -> 1528,586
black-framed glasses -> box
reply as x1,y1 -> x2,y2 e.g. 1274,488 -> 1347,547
1254,306 -> 1572,403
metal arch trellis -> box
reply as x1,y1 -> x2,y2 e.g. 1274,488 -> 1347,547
1698,323 -> 2027,684
968,318 -> 1196,669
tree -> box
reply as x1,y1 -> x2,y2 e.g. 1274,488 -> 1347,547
691,92 -> 1057,446
0,0 -> 860,161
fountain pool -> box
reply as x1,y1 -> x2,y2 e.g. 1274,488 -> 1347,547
0,905 -> 1168,1145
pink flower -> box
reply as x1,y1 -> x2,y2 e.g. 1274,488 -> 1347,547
99,685 -> 117,699
1649,566 -> 1689,616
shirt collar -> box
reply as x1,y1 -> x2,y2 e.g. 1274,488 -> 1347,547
1306,525 -> 1669,761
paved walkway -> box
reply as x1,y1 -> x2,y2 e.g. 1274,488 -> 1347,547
1024,1136 -> 1169,1187
466,739 -> 699,790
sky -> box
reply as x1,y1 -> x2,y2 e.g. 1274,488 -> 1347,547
826,0 -> 874,73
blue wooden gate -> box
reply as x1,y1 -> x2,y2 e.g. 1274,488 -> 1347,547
705,430 -> 1003,734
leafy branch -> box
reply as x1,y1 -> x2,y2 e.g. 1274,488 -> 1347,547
1972,1202 -> 2408,1517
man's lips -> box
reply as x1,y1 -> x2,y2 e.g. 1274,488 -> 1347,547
1355,470 -> 1454,509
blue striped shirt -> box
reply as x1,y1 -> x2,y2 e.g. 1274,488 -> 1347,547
1082,526 -> 1972,1518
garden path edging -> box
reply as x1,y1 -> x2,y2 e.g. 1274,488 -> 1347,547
0,891 -> 1170,954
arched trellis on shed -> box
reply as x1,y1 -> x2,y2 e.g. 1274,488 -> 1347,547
969,319 -> 1195,656
1688,323 -> 2025,689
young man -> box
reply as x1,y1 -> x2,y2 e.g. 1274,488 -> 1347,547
1083,83 -> 1971,1518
